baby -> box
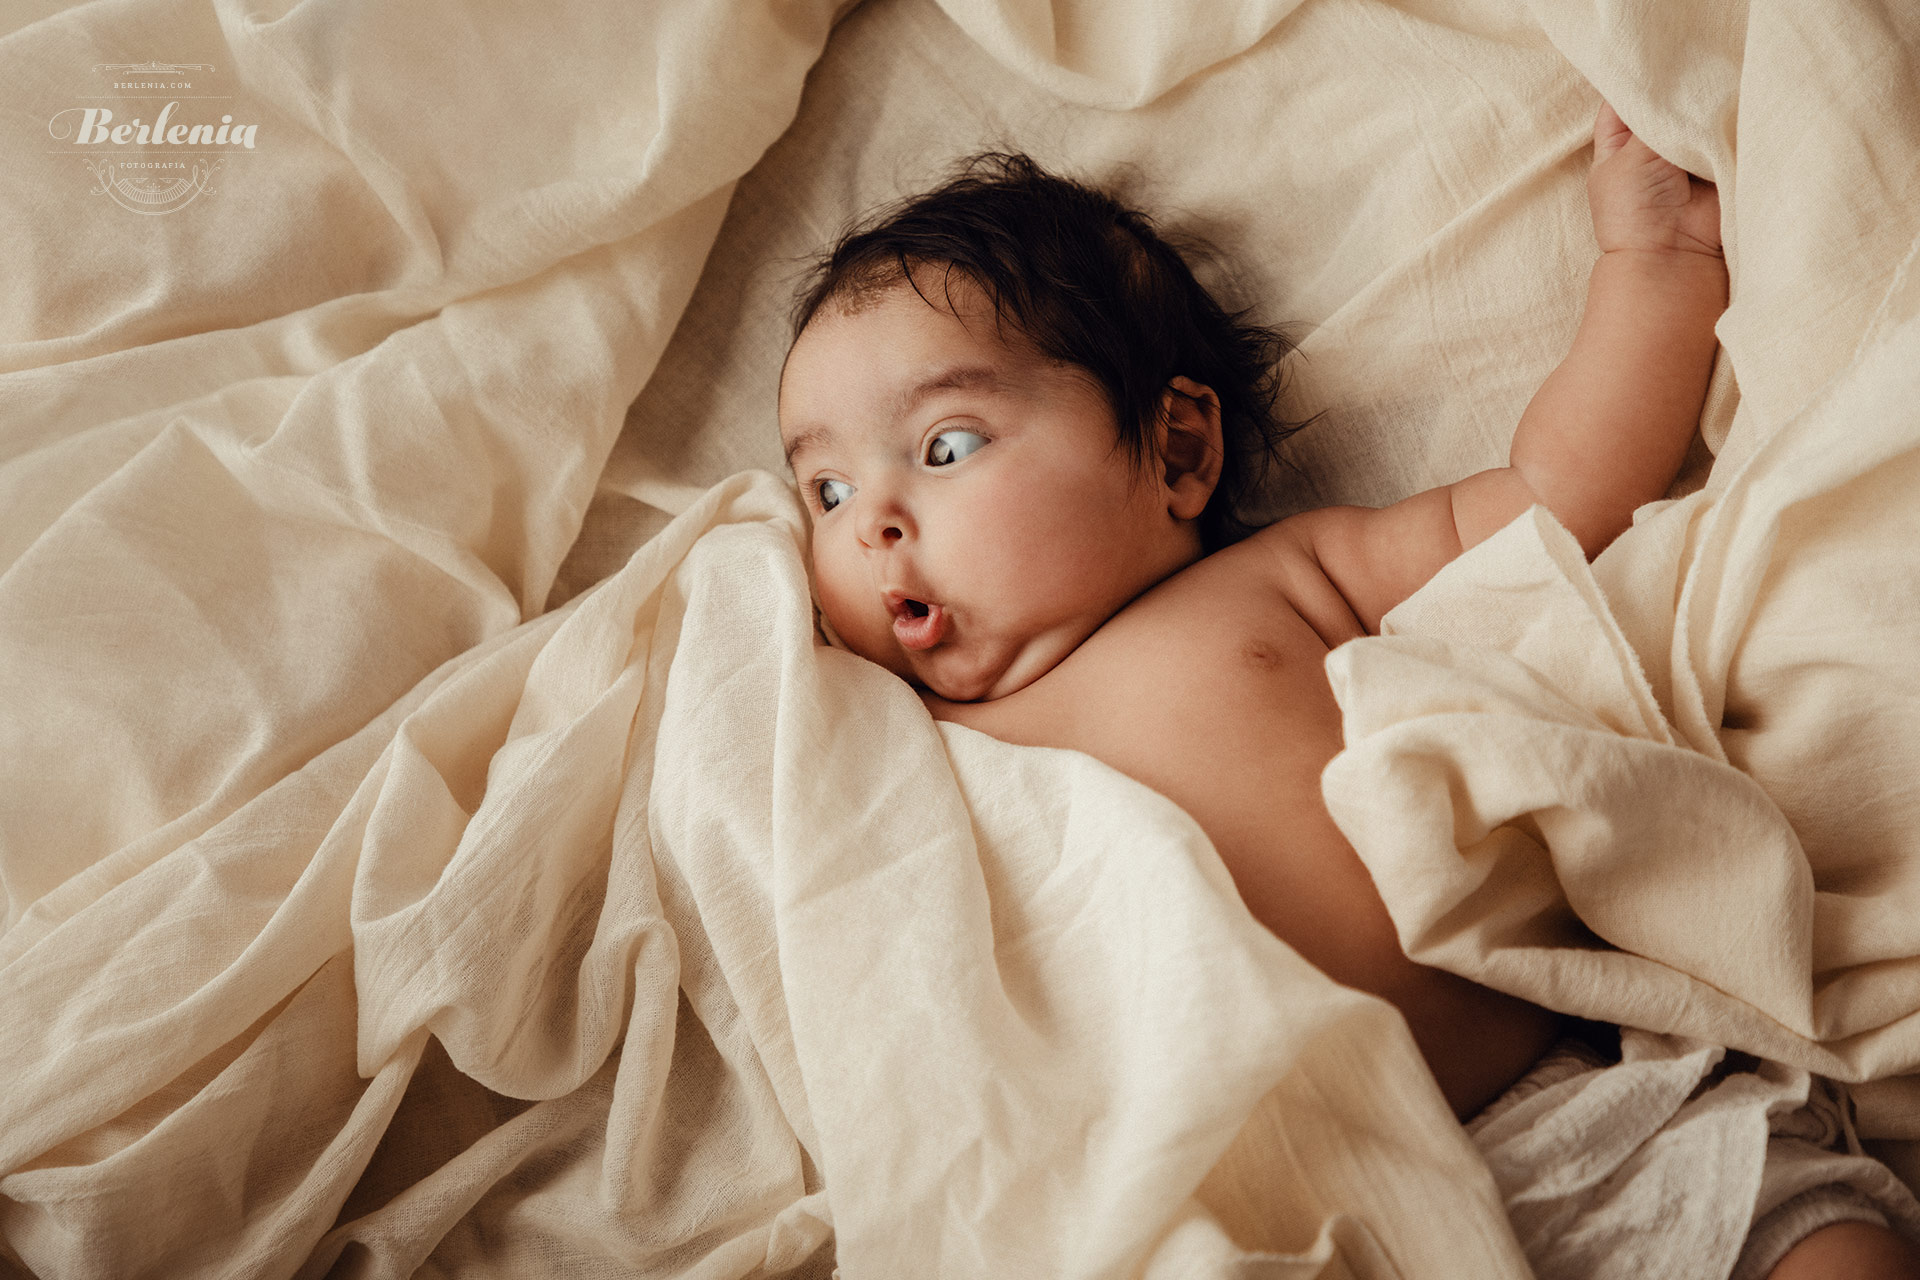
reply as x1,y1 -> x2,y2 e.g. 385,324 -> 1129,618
777,107 -> 1919,1276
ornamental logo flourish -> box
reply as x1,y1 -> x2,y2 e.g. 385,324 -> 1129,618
45,62 -> 260,216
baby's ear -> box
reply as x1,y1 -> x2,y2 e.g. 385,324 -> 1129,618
1158,376 -> 1224,521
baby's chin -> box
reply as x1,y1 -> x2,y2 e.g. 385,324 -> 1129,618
909,636 -> 1069,704
914,666 -> 1011,704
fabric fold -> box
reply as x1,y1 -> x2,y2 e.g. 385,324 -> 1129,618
1325,248 -> 1920,1088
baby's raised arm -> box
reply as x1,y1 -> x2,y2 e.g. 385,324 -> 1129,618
1275,102 -> 1728,634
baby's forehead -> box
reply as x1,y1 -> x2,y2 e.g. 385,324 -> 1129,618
783,279 -> 1022,391
789,275 -> 1068,389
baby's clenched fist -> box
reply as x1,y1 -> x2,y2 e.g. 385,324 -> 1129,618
1587,100 -> 1723,260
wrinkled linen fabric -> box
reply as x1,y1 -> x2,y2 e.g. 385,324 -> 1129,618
9,0 -> 1920,1275
0,471 -> 1530,1277
1320,0 -> 1920,1130
1324,244 -> 1920,1085
0,0 -> 843,935
1467,1031 -> 1920,1280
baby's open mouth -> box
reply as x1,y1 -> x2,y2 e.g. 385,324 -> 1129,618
888,594 -> 948,651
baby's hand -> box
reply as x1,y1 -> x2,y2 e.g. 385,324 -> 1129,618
1587,101 -> 1722,259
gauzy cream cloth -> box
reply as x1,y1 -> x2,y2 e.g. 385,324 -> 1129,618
0,472 -> 1530,1277
7,0 -> 1917,1271
1324,238 -> 1920,1104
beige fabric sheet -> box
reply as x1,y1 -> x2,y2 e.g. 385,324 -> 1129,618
5,468 -> 1527,1276
1467,1029 -> 1920,1280
1316,0 -> 1920,1125
1327,255 -> 1920,1076
5,0 -> 1912,1274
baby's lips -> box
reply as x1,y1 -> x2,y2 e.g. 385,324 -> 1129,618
887,594 -> 949,651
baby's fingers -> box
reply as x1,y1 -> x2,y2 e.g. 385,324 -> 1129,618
1592,100 -> 1632,165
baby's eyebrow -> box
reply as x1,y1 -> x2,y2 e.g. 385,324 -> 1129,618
782,425 -> 833,469
897,364 -> 1002,419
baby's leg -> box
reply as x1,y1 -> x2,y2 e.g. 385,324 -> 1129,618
1767,1220 -> 1920,1279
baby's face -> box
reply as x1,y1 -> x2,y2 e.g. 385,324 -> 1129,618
778,280 -> 1195,702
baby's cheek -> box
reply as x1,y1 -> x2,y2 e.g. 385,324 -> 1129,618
813,553 -> 894,666
968,478 -> 1068,554
813,561 -> 861,638
1003,485 -> 1133,578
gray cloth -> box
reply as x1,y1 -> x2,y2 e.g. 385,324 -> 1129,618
1468,1030 -> 1920,1280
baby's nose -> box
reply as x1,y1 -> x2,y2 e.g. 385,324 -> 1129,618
862,522 -> 905,550
858,500 -> 913,548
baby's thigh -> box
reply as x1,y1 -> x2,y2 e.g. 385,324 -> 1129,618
1765,1220 -> 1920,1280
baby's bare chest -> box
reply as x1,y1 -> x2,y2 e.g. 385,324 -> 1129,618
940,546 -> 1353,843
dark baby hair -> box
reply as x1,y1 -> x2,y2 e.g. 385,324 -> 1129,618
788,152 -> 1304,549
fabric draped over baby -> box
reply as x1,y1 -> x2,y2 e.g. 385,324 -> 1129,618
0,470 -> 1529,1277
3,0 -> 1919,1274
1325,248 -> 1920,1116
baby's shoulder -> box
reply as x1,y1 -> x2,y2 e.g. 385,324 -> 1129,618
1177,521 -> 1371,654
1133,531 -> 1338,655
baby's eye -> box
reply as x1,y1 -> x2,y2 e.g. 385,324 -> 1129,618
815,478 -> 853,512
925,430 -> 987,467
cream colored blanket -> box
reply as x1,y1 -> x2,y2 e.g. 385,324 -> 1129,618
0,469 -> 1522,1276
5,0 -> 1916,1274
1328,253 -> 1920,1094
1319,1 -> 1920,1115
